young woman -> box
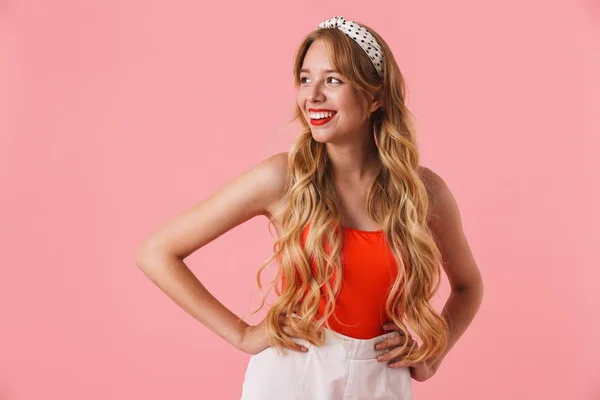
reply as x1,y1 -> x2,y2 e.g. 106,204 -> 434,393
136,16 -> 484,400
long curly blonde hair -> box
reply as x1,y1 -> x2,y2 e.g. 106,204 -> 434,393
252,22 -> 448,365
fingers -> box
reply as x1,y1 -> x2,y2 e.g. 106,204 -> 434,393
382,321 -> 406,332
278,313 -> 315,336
278,314 -> 301,331
281,323 -> 295,337
375,336 -> 419,365
289,343 -> 309,353
280,308 -> 300,318
377,345 -> 418,366
278,314 -> 309,352
375,334 -> 415,352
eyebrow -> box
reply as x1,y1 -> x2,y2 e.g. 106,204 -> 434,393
299,68 -> 339,74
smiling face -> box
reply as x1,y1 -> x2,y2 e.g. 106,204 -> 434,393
296,39 -> 382,144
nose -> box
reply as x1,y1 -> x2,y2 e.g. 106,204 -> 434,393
307,82 -> 325,103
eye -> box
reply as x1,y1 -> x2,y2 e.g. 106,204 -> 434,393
299,76 -> 342,84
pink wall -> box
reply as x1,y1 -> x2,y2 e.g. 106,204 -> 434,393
1,0 -> 598,399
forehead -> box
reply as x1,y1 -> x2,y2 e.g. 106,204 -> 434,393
301,40 -> 334,71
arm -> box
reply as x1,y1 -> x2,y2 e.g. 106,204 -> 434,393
421,167 -> 485,371
135,152 -> 288,352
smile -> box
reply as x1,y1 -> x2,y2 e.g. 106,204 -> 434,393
309,111 -> 337,126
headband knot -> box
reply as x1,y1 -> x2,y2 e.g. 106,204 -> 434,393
317,15 -> 346,29
317,15 -> 384,77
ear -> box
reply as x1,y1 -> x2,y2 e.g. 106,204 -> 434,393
369,98 -> 384,113
368,92 -> 384,113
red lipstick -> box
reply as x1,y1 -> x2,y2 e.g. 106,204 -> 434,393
308,108 -> 337,126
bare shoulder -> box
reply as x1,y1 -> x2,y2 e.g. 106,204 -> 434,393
261,151 -> 289,217
417,165 -> 444,202
224,150 -> 289,217
417,165 -> 482,291
417,165 -> 461,227
136,151 -> 289,261
264,151 -> 289,182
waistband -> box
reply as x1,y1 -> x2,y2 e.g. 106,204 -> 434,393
321,328 -> 400,360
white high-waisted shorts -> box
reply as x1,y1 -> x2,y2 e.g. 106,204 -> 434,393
240,328 -> 413,400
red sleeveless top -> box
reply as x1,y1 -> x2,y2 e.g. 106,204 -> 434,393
280,223 -> 399,339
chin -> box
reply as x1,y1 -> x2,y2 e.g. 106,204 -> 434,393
310,130 -> 336,144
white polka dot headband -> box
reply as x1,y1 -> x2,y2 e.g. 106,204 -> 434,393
317,16 -> 384,77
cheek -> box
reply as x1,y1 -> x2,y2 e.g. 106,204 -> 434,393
337,91 -> 363,113
349,97 -> 370,120
340,99 -> 366,121
296,91 -> 307,109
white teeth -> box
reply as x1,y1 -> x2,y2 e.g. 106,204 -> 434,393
309,111 -> 335,119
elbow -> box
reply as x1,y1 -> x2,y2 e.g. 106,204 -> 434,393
453,275 -> 484,299
135,234 -> 184,272
135,245 -> 153,271
135,237 -> 164,271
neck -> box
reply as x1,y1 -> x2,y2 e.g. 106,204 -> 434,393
326,138 -> 381,184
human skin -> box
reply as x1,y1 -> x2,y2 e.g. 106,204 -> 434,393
375,167 -> 484,381
136,38 -> 483,380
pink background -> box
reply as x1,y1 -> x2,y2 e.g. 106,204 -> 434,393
1,0 -> 598,399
